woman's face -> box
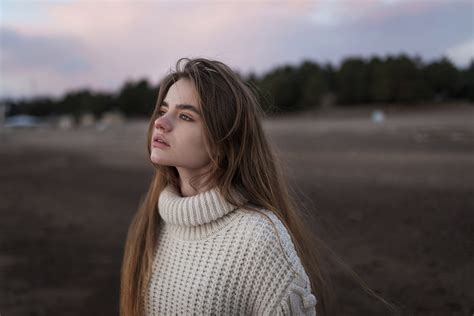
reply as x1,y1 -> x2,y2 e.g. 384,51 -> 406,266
150,78 -> 211,170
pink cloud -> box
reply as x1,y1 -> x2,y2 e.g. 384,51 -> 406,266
310,0 -> 451,27
2,1 -> 311,97
1,0 -> 471,98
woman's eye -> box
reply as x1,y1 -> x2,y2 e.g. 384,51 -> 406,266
157,111 -> 192,122
180,114 -> 193,121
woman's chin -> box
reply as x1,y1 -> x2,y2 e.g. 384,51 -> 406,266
150,153 -> 167,165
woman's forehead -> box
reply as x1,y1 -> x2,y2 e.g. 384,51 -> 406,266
164,78 -> 200,108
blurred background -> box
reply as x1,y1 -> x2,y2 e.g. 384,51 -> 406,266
0,0 -> 473,315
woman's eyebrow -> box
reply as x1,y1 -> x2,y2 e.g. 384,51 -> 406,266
161,100 -> 201,116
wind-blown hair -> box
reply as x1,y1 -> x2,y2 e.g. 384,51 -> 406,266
120,57 -> 397,316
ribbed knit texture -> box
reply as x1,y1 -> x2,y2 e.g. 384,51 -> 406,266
144,183 -> 317,315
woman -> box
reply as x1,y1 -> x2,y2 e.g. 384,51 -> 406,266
120,57 -> 342,315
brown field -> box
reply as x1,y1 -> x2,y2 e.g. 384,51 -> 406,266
1,103 -> 473,315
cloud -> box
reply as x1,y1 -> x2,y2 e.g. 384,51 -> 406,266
1,1 -> 311,97
446,39 -> 474,67
0,28 -> 90,73
0,0 -> 472,98
308,0 -> 449,27
0,27 -> 93,97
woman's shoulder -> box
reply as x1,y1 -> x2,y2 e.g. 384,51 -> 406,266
232,207 -> 308,278
231,207 -> 317,315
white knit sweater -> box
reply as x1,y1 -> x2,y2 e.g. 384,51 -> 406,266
144,183 -> 317,315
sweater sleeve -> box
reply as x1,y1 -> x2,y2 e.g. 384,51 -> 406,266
252,209 -> 318,316
273,272 -> 317,316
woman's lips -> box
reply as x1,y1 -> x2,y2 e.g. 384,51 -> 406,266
152,140 -> 170,148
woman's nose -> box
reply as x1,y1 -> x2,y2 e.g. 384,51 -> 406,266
154,116 -> 170,132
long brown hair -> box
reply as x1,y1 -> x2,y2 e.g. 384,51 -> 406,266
120,57 -> 398,316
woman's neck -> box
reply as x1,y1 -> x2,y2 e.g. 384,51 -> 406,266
176,166 -> 213,197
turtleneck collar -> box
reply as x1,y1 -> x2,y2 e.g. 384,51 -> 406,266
158,183 -> 248,240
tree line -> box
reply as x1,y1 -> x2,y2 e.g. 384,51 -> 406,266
4,54 -> 474,119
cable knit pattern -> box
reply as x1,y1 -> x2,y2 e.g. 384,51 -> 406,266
144,183 -> 317,315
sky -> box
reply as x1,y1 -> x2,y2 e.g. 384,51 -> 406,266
0,0 -> 473,99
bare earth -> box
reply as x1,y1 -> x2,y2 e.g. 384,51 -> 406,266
1,103 -> 473,315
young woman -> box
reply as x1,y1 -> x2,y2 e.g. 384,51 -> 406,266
120,57 -> 392,315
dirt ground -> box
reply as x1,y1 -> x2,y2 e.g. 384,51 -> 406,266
1,103 -> 473,315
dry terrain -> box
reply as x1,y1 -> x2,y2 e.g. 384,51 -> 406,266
1,103 -> 473,315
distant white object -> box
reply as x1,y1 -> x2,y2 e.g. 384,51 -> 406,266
100,111 -> 125,127
371,109 -> 386,124
95,122 -> 109,132
4,115 -> 43,128
58,115 -> 75,130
